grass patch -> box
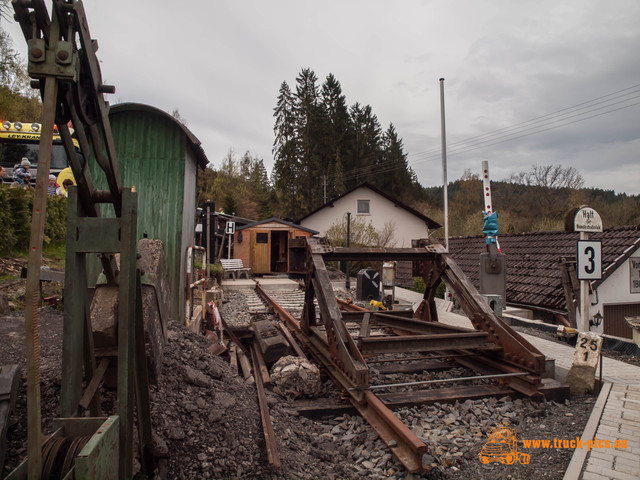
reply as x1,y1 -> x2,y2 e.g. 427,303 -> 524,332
0,273 -> 17,283
43,242 -> 66,269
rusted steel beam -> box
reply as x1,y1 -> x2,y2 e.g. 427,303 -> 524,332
301,327 -> 429,473
379,384 -> 516,409
23,74 -> 58,478
371,312 -> 475,335
309,254 -> 369,389
276,322 -> 308,360
359,332 -> 490,354
414,258 -> 447,322
336,297 -> 367,312
353,392 -> 428,473
250,346 -> 282,472
367,372 -> 528,390
340,309 -> 415,320
251,343 -> 272,388
313,244 -> 440,262
451,350 -> 542,397
256,282 -> 301,332
375,359 -> 455,374
414,239 -> 546,375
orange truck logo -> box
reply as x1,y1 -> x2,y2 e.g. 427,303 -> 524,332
479,423 -> 530,465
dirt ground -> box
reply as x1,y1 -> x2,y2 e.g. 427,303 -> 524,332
0,257 -> 630,479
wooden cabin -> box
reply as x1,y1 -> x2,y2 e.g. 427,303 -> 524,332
233,218 -> 318,275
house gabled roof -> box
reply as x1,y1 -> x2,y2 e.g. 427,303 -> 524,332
237,217 -> 319,235
296,182 -> 441,229
447,225 -> 640,312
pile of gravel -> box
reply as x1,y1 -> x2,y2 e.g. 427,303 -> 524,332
2,301 -> 595,480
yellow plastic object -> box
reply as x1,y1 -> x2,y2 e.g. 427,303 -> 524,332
369,300 -> 387,311
56,166 -> 76,195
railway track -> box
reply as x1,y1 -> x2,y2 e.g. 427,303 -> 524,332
240,240 -> 569,473
248,285 -> 567,473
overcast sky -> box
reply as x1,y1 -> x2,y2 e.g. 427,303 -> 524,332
4,0 -> 640,194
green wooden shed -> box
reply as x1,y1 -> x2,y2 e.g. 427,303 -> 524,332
89,103 -> 208,324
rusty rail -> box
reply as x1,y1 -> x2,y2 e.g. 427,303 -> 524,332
255,285 -> 430,473
254,237 -> 553,472
250,344 -> 282,472
255,282 -> 301,332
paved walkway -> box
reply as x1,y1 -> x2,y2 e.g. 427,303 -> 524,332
565,383 -> 640,480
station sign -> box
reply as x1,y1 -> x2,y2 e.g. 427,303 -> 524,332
225,221 -> 235,235
573,206 -> 603,233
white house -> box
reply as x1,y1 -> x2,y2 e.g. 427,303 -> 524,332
297,182 -> 441,248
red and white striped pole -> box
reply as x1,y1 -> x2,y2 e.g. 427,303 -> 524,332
481,161 -> 501,253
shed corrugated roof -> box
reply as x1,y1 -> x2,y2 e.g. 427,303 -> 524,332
447,225 -> 640,312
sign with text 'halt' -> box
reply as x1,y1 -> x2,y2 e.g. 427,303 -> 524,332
573,206 -> 603,233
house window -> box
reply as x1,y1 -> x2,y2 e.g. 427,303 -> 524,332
256,232 -> 269,244
357,199 -> 370,214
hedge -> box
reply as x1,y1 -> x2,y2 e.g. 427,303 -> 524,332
0,184 -> 68,255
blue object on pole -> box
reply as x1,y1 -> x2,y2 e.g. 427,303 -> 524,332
483,211 -> 499,244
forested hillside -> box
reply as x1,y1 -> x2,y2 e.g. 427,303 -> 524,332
420,167 -> 640,237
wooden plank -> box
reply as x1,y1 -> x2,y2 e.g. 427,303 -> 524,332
237,349 -> 253,381
229,344 -> 239,375
79,358 -> 109,410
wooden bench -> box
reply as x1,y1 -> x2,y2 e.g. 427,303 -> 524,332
220,259 -> 251,279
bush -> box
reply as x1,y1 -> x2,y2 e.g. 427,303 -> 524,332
410,277 -> 426,293
409,278 -> 446,299
210,263 -> 223,284
44,194 -> 68,245
0,184 -> 67,255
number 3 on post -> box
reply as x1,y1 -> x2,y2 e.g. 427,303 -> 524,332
577,240 -> 602,281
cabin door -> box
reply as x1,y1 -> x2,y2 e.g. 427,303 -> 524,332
270,230 -> 289,273
251,230 -> 270,274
